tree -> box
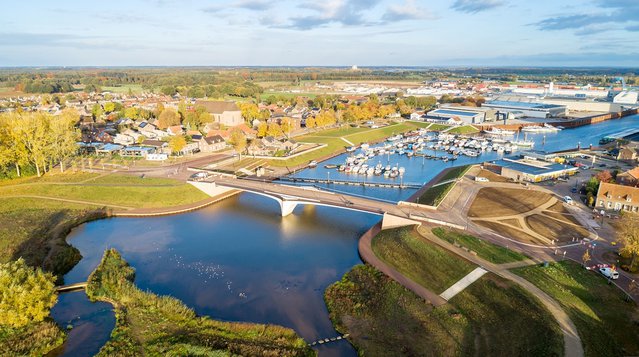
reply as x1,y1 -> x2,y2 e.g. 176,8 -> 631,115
616,212 -> 639,271
280,118 -> 293,137
229,129 -> 247,159
103,102 -> 116,113
124,107 -> 139,119
91,103 -> 103,120
0,258 -> 57,328
238,102 -> 260,123
266,123 -> 283,138
158,108 -> 180,129
582,249 -> 591,267
168,135 -> 187,155
50,109 -> 80,173
257,122 -> 268,138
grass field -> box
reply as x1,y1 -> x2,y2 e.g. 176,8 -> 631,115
468,187 -> 553,218
416,165 -> 469,206
514,261 -> 639,357
101,84 -> 144,94
87,249 -> 313,356
428,124 -> 453,131
447,125 -> 479,135
475,169 -> 510,182
416,181 -> 455,206
0,172 -> 209,279
372,227 -> 475,293
260,92 -> 318,100
430,227 -> 528,264
327,232 -> 563,356
0,172 -> 208,209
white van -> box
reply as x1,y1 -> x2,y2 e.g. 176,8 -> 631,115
599,267 -> 619,280
475,177 -> 489,182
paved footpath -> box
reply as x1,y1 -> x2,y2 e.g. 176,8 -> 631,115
416,225 -> 584,357
358,222 -> 447,306
440,267 -> 487,300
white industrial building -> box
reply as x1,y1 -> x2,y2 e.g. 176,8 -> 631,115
483,100 -> 567,118
426,105 -> 496,124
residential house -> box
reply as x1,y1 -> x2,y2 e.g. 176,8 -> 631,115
141,139 -> 169,154
247,136 -> 300,156
616,147 -> 637,162
167,125 -> 184,136
596,182 -> 639,213
113,133 -> 135,146
196,100 -> 243,127
616,167 -> 639,187
198,134 -> 226,152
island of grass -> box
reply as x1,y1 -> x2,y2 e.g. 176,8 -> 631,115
431,227 -> 528,264
327,226 -> 563,356
513,261 -> 639,357
87,248 -> 314,356
416,165 -> 470,207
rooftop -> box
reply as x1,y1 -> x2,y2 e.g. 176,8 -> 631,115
491,157 -> 577,176
485,100 -> 565,110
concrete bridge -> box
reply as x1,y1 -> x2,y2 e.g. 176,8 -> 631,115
189,177 -> 426,230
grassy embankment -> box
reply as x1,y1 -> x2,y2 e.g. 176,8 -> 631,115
0,172 -> 208,272
447,125 -> 480,135
87,249 -> 314,356
431,227 -> 528,264
270,121 -> 429,167
416,165 -> 470,206
513,261 -> 639,357
325,226 -> 563,356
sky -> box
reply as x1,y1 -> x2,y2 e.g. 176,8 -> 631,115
0,0 -> 638,67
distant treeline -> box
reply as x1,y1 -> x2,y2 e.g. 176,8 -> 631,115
0,67 -> 637,94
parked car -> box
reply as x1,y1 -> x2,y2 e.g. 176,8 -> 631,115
570,187 -> 578,193
564,196 -> 573,205
599,267 -> 619,280
189,172 -> 208,181
475,176 -> 489,182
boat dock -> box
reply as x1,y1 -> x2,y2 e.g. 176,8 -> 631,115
278,177 -> 423,189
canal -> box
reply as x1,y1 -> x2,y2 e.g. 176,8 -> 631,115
50,114 -> 638,356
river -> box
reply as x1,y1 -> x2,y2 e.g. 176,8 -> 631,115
50,114 -> 638,356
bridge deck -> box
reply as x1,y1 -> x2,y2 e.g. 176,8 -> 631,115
278,176 -> 422,189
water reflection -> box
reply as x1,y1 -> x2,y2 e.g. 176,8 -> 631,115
58,193 -> 378,356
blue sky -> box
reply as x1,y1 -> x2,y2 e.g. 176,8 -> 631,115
0,0 -> 638,67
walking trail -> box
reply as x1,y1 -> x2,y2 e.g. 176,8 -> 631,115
415,225 -> 584,357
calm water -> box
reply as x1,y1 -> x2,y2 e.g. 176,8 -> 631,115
51,114 -> 638,356
291,115 -> 639,201
53,194 -> 378,356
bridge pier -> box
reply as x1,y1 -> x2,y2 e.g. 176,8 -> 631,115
280,200 -> 298,216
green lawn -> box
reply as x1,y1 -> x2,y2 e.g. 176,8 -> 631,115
88,249 -> 313,356
417,181 -> 455,206
260,92 -> 318,100
431,227 -> 528,264
416,165 -> 470,206
513,261 -> 639,357
325,264 -> 564,356
313,126 -> 368,137
101,84 -> 144,94
372,226 -> 475,293
447,125 -> 479,135
0,173 -> 208,208
439,165 -> 471,182
428,124 -> 453,131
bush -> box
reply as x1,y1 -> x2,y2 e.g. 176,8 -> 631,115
0,258 -> 57,328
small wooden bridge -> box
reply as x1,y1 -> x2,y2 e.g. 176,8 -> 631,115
56,282 -> 87,292
308,334 -> 350,347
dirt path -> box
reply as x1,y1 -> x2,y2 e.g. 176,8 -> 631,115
415,226 -> 584,357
